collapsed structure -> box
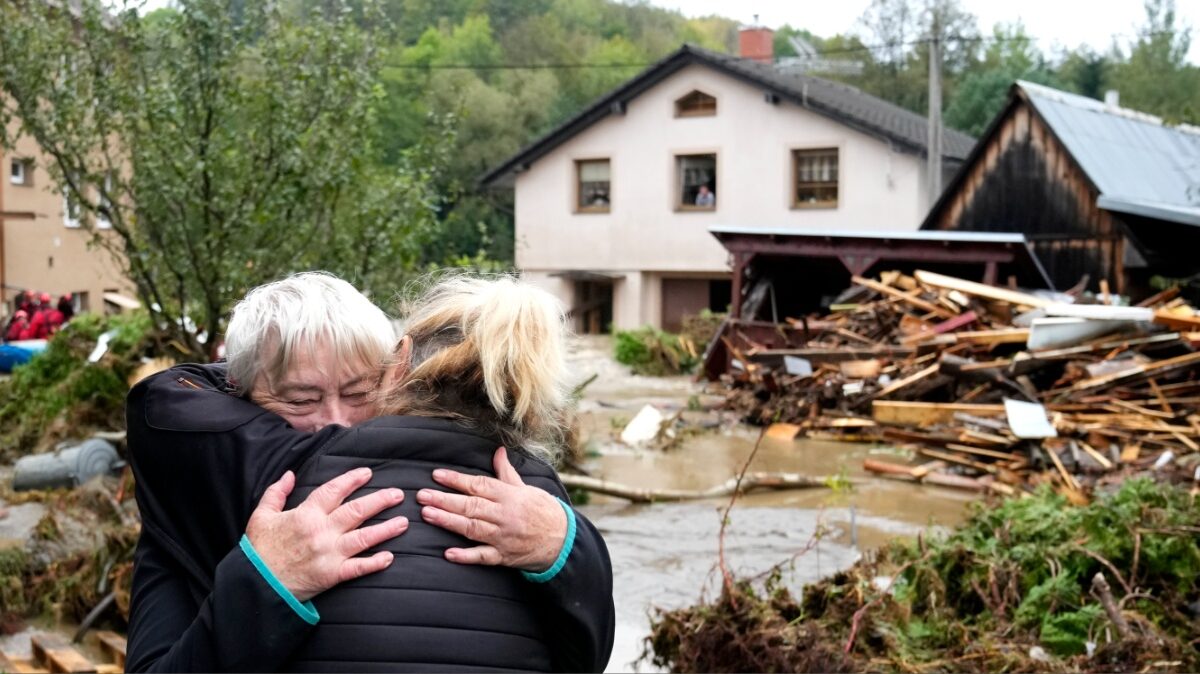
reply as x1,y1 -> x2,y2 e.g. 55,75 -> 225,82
710,268 -> 1200,498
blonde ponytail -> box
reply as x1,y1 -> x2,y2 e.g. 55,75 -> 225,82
381,275 -> 572,463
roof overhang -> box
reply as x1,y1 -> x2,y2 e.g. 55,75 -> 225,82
103,291 -> 141,310
547,270 -> 624,282
709,225 -> 1054,289
1098,195 -> 1200,228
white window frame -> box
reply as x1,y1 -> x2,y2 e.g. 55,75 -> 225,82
64,193 -> 82,229
10,159 -> 30,186
96,173 -> 114,229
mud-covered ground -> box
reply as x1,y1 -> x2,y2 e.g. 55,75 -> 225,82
565,336 -> 973,671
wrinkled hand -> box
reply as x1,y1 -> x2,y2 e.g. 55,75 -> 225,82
417,447 -> 567,572
245,467 -> 408,602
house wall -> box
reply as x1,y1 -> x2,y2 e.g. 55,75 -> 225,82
2,117 -> 129,315
924,101 -> 1125,293
514,63 -> 932,330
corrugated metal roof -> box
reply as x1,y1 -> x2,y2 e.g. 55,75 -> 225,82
1019,80 -> 1200,226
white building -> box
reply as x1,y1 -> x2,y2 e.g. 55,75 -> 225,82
481,33 -> 975,332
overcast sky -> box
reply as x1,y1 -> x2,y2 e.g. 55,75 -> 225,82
652,0 -> 1200,63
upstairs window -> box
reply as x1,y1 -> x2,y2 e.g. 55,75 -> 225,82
675,90 -> 717,117
676,153 -> 716,210
793,148 -> 839,208
9,158 -> 32,186
63,191 -> 82,228
97,172 -> 115,229
575,159 -> 610,213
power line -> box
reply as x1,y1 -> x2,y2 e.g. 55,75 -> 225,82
381,29 -> 1180,70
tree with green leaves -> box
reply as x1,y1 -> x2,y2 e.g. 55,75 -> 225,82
1108,0 -> 1200,124
945,22 -> 1061,135
0,0 -> 446,358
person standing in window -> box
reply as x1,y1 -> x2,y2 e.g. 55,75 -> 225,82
694,184 -> 715,207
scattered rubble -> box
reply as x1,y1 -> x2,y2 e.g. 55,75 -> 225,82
715,270 -> 1200,498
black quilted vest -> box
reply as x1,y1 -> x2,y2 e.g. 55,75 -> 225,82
282,416 -> 560,673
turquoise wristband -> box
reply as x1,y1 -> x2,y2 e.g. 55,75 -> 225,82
239,534 -> 320,625
522,497 -> 577,584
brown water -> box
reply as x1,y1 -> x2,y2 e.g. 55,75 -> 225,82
566,336 -> 974,671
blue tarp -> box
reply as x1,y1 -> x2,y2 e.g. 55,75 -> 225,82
0,340 -> 47,373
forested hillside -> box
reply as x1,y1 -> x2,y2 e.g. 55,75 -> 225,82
165,0 -> 1200,270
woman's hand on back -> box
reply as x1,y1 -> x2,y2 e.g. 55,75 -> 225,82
417,447 -> 568,572
245,468 -> 409,602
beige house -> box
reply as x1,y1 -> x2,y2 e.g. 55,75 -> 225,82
1,117 -> 130,317
482,37 -> 975,332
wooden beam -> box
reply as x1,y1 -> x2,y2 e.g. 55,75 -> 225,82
852,275 -> 956,318
872,401 -> 1006,426
915,269 -> 1052,308
30,635 -> 95,674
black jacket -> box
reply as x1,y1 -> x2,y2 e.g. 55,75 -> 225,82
282,416 -> 612,672
125,363 -> 614,672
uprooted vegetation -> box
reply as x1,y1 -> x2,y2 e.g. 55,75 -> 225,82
0,476 -> 138,631
614,327 -> 700,376
647,479 -> 1200,673
0,312 -> 153,460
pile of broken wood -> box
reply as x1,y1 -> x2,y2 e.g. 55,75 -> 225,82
719,270 -> 1200,499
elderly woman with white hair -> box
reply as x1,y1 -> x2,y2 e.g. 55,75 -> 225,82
126,273 -> 614,672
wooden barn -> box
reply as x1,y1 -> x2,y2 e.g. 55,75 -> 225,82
921,81 -> 1200,299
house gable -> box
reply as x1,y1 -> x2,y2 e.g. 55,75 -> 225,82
480,44 -> 974,188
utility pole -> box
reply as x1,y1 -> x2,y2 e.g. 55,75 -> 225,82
926,13 -> 943,205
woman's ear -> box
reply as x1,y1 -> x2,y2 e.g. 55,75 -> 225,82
379,335 -> 413,396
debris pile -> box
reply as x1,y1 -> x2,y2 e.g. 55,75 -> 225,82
718,270 -> 1200,497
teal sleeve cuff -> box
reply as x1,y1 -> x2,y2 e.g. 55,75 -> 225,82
239,534 -> 320,625
522,497 -> 577,584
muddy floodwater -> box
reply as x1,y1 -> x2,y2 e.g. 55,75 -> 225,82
566,336 -> 975,671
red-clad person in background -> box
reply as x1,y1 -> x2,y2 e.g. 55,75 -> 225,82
26,293 -> 53,340
57,294 -> 75,323
46,297 -> 67,335
16,290 -> 34,316
5,310 -> 29,342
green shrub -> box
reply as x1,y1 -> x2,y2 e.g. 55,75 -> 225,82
613,326 -> 699,376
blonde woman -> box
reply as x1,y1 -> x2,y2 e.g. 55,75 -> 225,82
277,276 -> 609,671
126,274 -> 613,672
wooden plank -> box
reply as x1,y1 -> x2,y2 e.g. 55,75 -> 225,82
30,636 -> 95,674
1076,441 -> 1114,470
951,328 -> 1030,345
1046,447 -> 1081,491
944,443 -> 1022,461
1070,351 -> 1200,394
872,401 -> 1006,426
765,423 -> 801,441
852,275 -> 956,319
0,654 -> 47,674
93,632 -> 126,670
900,310 -> 978,344
918,448 -> 999,475
872,363 -> 939,400
1105,399 -> 1177,419
1153,309 -> 1200,332
914,269 -> 1053,308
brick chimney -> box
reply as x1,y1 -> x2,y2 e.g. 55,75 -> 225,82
739,26 -> 774,64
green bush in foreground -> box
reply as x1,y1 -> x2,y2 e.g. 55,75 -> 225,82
649,479 -> 1200,672
614,327 -> 699,376
0,312 -> 152,459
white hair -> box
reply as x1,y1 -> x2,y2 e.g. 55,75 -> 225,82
382,274 -> 573,464
225,272 -> 396,392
